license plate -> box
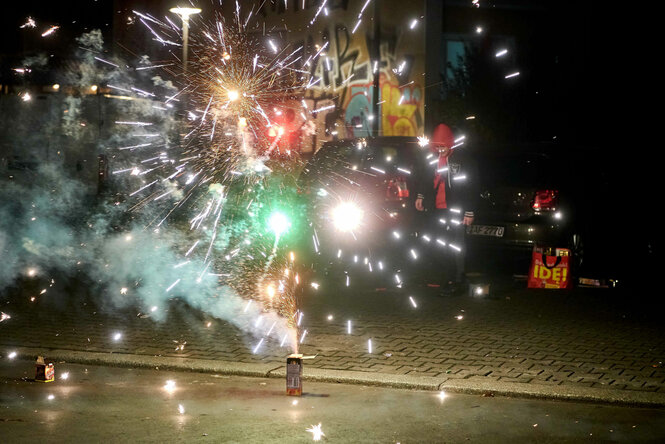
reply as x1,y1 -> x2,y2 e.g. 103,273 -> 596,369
467,225 -> 504,237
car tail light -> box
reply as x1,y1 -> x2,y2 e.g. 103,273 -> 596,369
386,177 -> 409,200
532,189 -> 558,211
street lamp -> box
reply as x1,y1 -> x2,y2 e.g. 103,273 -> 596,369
170,6 -> 202,73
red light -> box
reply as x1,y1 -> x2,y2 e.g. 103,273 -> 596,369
532,189 -> 557,211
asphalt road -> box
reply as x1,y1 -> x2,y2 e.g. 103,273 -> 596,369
1,360 -> 665,443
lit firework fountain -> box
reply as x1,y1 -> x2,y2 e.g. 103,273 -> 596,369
113,7 -> 316,353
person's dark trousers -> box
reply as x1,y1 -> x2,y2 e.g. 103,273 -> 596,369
407,208 -> 467,286
430,209 -> 467,285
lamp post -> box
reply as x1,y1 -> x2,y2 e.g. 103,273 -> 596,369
169,6 -> 202,74
371,0 -> 381,137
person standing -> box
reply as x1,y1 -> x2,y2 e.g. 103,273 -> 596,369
414,123 -> 475,293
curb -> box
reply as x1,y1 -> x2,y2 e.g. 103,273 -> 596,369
11,347 -> 665,408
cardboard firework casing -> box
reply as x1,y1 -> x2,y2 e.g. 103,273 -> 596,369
35,356 -> 55,383
286,354 -> 303,396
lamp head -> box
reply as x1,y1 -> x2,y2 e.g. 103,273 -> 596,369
170,7 -> 202,19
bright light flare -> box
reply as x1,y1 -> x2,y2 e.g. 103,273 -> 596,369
169,7 -> 202,19
227,89 -> 240,101
163,380 -> 177,393
41,26 -> 60,37
268,212 -> 290,236
306,423 -> 325,441
331,201 -> 363,233
20,17 -> 36,28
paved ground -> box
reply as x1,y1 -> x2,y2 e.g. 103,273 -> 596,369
2,360 -> 665,443
1,275 -> 664,406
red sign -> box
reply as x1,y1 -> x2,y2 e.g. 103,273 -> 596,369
528,248 -> 571,289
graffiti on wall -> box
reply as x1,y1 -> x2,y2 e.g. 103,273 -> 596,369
294,22 -> 424,149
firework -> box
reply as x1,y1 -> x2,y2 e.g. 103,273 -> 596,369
11,0 -> 498,375
99,4 -> 328,354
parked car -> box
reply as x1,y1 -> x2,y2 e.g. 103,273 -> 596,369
298,138 -> 593,280
459,145 -> 588,276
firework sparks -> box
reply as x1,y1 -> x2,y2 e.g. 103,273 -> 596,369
20,17 -> 36,29
306,423 -> 325,441
60,3 -> 476,366
41,25 -> 60,37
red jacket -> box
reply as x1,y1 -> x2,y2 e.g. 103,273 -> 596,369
431,123 -> 454,209
417,123 -> 474,218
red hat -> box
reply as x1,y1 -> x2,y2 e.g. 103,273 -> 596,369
431,123 -> 454,149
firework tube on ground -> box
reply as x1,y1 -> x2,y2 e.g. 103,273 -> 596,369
35,356 -> 55,383
286,354 -> 303,396
286,353 -> 317,396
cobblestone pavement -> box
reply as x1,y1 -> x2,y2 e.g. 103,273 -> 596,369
2,277 -> 664,398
